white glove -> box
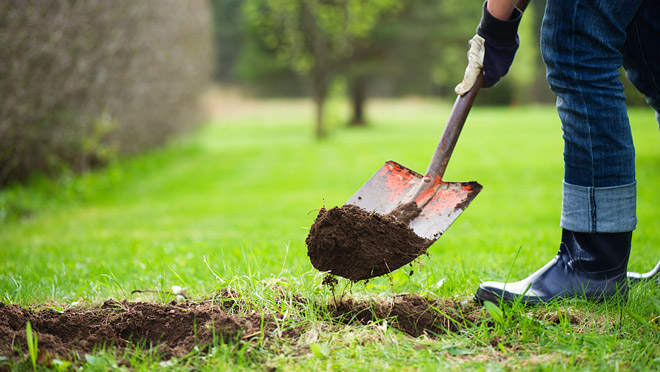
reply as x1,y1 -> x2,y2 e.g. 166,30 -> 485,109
454,34 -> 485,96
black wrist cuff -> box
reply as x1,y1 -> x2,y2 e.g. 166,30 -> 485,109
477,1 -> 522,46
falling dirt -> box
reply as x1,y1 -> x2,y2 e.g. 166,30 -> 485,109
306,205 -> 434,281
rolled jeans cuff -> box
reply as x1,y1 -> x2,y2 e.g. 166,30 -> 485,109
560,181 -> 637,233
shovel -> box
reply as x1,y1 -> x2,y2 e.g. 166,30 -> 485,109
346,0 -> 531,243
346,71 -> 485,241
306,0 -> 530,280
306,81 -> 483,281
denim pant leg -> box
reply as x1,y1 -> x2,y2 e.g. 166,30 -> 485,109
541,0 -> 644,233
623,0 -> 660,125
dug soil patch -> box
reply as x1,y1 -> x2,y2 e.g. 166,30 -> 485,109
306,205 -> 433,281
328,294 -> 482,337
1,293 -> 488,365
0,299 -> 280,361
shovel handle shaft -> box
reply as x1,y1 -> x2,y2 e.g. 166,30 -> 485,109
412,0 -> 530,206
424,73 -> 483,182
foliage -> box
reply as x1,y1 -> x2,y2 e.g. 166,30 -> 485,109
211,0 -> 651,124
242,0 -> 402,136
209,0 -> 243,82
213,0 -> 548,100
243,0 -> 401,75
0,0 -> 212,187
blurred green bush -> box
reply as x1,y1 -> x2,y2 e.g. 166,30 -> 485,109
0,1 -> 212,187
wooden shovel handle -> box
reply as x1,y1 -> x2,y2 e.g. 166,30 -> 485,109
423,0 -> 531,182
423,73 -> 483,182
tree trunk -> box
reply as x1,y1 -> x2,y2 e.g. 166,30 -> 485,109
312,72 -> 327,138
349,75 -> 367,126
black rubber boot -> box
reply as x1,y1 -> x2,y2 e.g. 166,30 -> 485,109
475,229 -> 631,305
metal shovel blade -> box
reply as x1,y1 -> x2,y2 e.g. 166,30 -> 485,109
346,160 -> 482,241
344,71 -> 487,245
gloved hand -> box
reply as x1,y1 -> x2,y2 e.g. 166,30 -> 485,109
455,1 -> 522,95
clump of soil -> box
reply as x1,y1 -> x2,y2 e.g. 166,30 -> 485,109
0,299 -> 280,362
306,205 -> 433,281
328,294 -> 482,337
390,201 -> 423,224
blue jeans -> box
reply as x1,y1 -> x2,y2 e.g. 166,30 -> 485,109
541,0 -> 660,233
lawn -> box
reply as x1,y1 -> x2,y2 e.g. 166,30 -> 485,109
1,96 -> 659,371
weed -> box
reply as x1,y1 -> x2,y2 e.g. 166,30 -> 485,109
25,321 -> 38,371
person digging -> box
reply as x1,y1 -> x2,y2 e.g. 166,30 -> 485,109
460,0 -> 660,305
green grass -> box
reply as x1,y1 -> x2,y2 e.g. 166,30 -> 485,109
1,97 -> 659,370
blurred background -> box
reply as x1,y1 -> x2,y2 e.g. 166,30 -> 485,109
0,0 -> 647,187
2,0 -> 659,304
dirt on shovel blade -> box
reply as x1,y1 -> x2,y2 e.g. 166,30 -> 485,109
306,205 -> 433,281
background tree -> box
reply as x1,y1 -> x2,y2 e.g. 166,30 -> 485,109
342,4 -> 409,126
212,0 -> 647,138
210,0 -> 243,83
243,0 -> 401,137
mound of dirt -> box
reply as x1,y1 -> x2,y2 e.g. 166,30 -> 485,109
328,294 -> 482,337
0,299 -> 279,361
0,293 -> 486,365
306,205 -> 433,281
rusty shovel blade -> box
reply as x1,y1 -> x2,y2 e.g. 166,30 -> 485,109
345,72 -> 486,244
346,160 -> 482,241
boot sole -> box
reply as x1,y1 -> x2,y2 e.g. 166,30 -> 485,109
474,286 -> 628,306
474,286 -> 542,306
